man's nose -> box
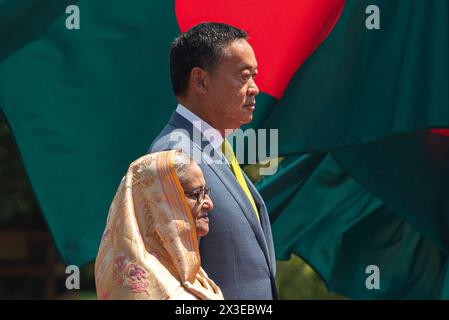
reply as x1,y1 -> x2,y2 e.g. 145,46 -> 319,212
248,80 -> 259,97
202,194 -> 214,212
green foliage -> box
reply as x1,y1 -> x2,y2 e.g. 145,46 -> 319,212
0,113 -> 42,228
276,255 -> 348,300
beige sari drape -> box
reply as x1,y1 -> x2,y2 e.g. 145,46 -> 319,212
95,150 -> 224,300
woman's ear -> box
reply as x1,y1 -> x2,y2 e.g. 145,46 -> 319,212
190,67 -> 208,95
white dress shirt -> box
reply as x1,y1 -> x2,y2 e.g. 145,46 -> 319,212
176,103 -> 233,167
175,103 -> 225,150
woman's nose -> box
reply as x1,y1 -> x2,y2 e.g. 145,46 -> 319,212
202,194 -> 214,211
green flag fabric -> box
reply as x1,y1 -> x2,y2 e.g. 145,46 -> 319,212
258,152 -> 447,299
1,1 -> 181,265
261,0 -> 449,154
1,0 -> 449,299
257,0 -> 449,299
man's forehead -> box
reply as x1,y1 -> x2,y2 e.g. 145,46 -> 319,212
222,42 -> 258,68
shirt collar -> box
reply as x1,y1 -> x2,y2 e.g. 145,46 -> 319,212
175,103 -> 224,150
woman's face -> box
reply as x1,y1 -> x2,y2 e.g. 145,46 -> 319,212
180,163 -> 213,237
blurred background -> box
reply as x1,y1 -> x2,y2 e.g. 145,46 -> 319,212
0,112 -> 346,300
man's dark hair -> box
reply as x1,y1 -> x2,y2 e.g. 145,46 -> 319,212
169,22 -> 248,97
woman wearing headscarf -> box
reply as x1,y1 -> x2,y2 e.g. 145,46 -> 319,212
94,149 -> 224,300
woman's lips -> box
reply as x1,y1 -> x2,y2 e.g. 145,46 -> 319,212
198,212 -> 209,220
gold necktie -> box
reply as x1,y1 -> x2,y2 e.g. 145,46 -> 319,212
221,139 -> 260,223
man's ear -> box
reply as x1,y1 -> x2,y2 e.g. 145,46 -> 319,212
190,67 -> 208,95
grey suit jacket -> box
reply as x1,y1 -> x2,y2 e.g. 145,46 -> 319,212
149,111 -> 278,300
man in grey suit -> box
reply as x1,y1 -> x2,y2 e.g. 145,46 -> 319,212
149,22 -> 278,300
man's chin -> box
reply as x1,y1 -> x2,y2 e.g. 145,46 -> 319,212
241,114 -> 254,124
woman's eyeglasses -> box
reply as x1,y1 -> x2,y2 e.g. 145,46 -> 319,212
184,186 -> 211,204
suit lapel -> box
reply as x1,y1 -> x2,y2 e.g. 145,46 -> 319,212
243,172 -> 276,274
168,112 -> 211,151
168,111 -> 273,272
205,156 -> 272,269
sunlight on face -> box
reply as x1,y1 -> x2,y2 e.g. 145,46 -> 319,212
206,39 -> 259,131
180,163 -> 214,237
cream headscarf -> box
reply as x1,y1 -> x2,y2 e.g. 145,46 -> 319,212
95,150 -> 224,300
